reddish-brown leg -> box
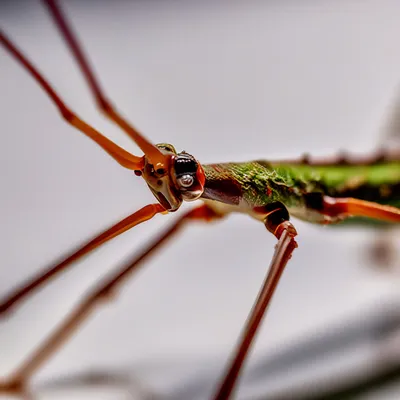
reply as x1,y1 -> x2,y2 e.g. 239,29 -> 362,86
43,0 -> 165,166
213,207 -> 298,400
322,196 -> 400,223
0,204 -> 224,395
0,204 -> 165,317
0,29 -> 143,170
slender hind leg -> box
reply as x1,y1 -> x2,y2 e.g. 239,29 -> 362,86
322,197 -> 400,223
323,197 -> 400,269
0,204 -> 224,395
212,198 -> 399,399
213,205 -> 298,400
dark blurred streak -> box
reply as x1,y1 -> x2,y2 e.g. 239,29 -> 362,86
248,303 -> 400,399
253,364 -> 400,400
21,303 -> 400,399
31,370 -> 156,399
299,365 -> 400,400
248,303 -> 400,384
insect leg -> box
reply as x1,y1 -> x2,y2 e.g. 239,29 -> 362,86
0,204 -> 165,317
322,196 -> 400,223
0,204 -> 224,395
0,29 -> 143,170
42,0 -> 165,166
213,206 -> 298,400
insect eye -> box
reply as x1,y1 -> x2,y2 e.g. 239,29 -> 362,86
174,155 -> 198,176
177,174 -> 194,188
173,152 -> 205,201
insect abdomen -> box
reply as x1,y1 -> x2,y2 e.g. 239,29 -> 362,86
274,161 -> 400,207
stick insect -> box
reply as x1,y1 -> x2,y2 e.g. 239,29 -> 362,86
1,1 -> 400,399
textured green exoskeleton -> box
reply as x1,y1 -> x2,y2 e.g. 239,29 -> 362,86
202,157 -> 400,224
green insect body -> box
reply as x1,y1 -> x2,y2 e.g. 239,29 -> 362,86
202,158 -> 400,224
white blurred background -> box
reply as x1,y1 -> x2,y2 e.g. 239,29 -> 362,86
0,0 -> 400,399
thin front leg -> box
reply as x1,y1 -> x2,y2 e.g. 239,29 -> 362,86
0,204 -> 224,395
213,206 -> 298,400
0,204 -> 165,317
43,0 -> 165,166
0,30 -> 143,170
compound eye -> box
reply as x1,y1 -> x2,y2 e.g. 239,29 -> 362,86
173,152 -> 205,201
174,155 -> 198,176
177,174 -> 194,188
174,154 -> 198,189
